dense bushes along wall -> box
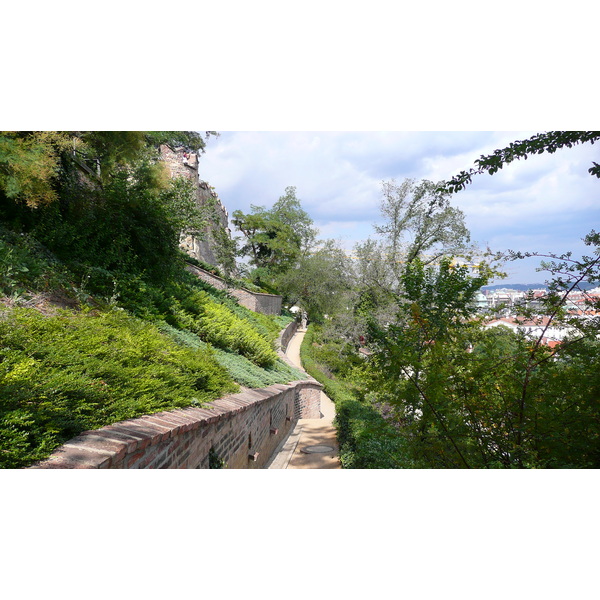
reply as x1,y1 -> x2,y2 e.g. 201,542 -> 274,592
0,304 -> 306,469
0,308 -> 236,468
299,324 -> 414,468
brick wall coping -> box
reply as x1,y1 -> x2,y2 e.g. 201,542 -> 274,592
29,379 -> 322,469
241,290 -> 284,299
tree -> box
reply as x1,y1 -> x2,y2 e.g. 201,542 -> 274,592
0,131 -> 209,290
335,178 -> 475,348
276,240 -> 353,323
144,131 -> 218,154
367,258 -> 498,467
231,186 -> 317,283
364,132 -> 600,468
232,206 -> 301,274
443,131 -> 600,194
0,131 -> 72,207
0,131 -> 218,209
375,179 -> 471,273
271,186 -> 318,254
365,252 -> 598,468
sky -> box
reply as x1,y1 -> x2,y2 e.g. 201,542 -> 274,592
197,131 -> 600,285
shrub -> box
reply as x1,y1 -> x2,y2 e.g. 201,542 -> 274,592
159,323 -> 304,388
0,306 -> 237,468
0,227 -> 67,297
186,302 -> 278,367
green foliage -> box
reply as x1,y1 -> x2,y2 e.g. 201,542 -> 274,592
376,178 -> 471,270
143,131 -> 217,154
74,131 -> 216,179
0,227 -> 66,297
275,240 -> 353,323
232,186 -> 317,286
366,246 -> 600,468
443,131 -> 600,193
0,307 -> 237,468
27,163 -> 197,286
271,186 -> 318,253
0,130 -> 302,469
76,131 -> 149,175
334,399 -> 414,469
333,178 -> 486,353
184,256 -> 224,277
0,131 -> 211,293
189,302 -> 278,367
405,132 -> 600,467
159,323 -> 304,388
111,266 -> 283,347
0,131 -> 72,207
211,349 -> 304,388
208,446 -> 227,468
232,207 -> 301,274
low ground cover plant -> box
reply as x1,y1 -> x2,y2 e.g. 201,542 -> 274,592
0,232 -> 298,468
160,323 -> 305,388
0,306 -> 238,468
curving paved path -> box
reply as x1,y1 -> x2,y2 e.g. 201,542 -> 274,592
267,329 -> 341,469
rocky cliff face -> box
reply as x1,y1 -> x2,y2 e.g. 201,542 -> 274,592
160,144 -> 232,268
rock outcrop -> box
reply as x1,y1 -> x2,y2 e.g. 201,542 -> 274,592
160,144 -> 232,268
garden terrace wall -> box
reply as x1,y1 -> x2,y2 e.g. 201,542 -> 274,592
277,320 -> 298,355
186,264 -> 282,315
29,379 -> 322,469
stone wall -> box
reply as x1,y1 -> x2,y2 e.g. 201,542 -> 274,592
186,264 -> 282,316
229,288 -> 283,316
30,379 -> 322,469
160,144 -> 231,268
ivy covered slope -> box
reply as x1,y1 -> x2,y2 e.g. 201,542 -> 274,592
0,132 -> 304,469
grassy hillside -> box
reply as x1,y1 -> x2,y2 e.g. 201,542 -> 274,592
0,229 -> 304,469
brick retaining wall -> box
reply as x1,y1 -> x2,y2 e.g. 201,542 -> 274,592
30,379 -> 322,469
186,264 -> 282,316
277,319 -> 298,355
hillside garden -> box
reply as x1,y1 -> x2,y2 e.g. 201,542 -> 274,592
0,132 -> 304,468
